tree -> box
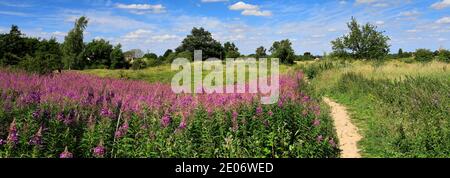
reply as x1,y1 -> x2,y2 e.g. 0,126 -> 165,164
437,49 -> 450,63
270,39 -> 295,64
415,49 -> 434,62
18,38 -> 63,74
398,48 -> 404,58
0,25 -> 33,66
224,42 -> 240,58
331,17 -> 390,60
83,39 -> 113,68
162,49 -> 174,59
255,46 -> 267,59
175,27 -> 224,60
62,16 -> 88,69
110,44 -> 128,69
143,52 -> 158,60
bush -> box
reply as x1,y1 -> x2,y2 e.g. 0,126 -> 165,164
18,54 -> 61,75
437,49 -> 450,63
131,58 -> 147,70
414,49 -> 434,62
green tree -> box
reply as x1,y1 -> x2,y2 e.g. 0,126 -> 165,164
437,49 -> 450,62
224,42 -> 240,58
331,17 -> 390,60
255,46 -> 267,59
19,38 -> 63,74
0,25 -> 28,65
62,16 -> 88,70
398,48 -> 404,58
143,52 -> 158,60
110,44 -> 127,69
415,49 -> 434,62
83,39 -> 113,68
270,39 -> 295,64
175,27 -> 224,60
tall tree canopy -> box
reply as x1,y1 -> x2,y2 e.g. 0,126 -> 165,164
270,39 -> 295,64
83,39 -> 113,68
175,27 -> 224,60
224,42 -> 240,58
62,16 -> 88,69
255,46 -> 267,59
331,17 -> 390,60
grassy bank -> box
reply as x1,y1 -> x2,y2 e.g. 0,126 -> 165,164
306,59 -> 450,157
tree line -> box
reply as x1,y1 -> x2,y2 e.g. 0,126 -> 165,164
1,16 -> 448,74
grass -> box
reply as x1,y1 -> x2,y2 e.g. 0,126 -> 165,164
82,61 -> 293,85
306,59 -> 450,157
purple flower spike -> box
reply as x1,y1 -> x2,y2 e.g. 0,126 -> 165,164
256,106 -> 263,116
316,135 -> 323,143
60,147 -> 73,158
328,138 -> 337,148
29,127 -> 43,146
179,119 -> 187,129
115,120 -> 129,139
7,119 -> 18,145
93,142 -> 105,158
161,115 -> 171,128
312,119 -> 321,127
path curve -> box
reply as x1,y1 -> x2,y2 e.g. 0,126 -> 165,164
323,97 -> 362,158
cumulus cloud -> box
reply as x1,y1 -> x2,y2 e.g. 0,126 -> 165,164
436,16 -> 450,24
431,0 -> 450,9
116,3 -> 166,14
229,1 -> 272,17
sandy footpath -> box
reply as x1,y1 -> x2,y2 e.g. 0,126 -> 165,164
323,97 -> 362,158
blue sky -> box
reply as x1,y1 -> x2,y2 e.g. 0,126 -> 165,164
1,0 -> 450,55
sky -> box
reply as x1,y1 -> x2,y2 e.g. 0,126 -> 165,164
0,0 -> 450,55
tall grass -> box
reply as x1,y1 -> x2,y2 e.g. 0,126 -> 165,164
333,73 -> 449,157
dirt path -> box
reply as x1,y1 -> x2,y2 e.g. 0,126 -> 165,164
323,97 -> 362,158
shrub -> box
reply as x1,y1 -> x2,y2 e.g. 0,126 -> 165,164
414,49 -> 434,62
131,58 -> 147,70
437,49 -> 450,63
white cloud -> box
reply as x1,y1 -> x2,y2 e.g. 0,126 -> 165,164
399,10 -> 420,17
311,34 -> 325,38
0,10 -> 29,16
431,0 -> 450,10
201,0 -> 228,2
148,34 -> 179,42
229,1 -> 272,17
406,29 -> 419,33
375,20 -> 385,25
241,10 -> 272,17
229,2 -> 259,10
436,16 -> 450,24
116,3 -> 166,14
327,28 -> 337,32
123,29 -> 152,41
51,31 -> 66,37
64,11 -> 155,32
355,0 -> 378,4
373,3 -> 388,7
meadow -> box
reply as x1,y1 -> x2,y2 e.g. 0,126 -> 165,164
303,59 -> 450,157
